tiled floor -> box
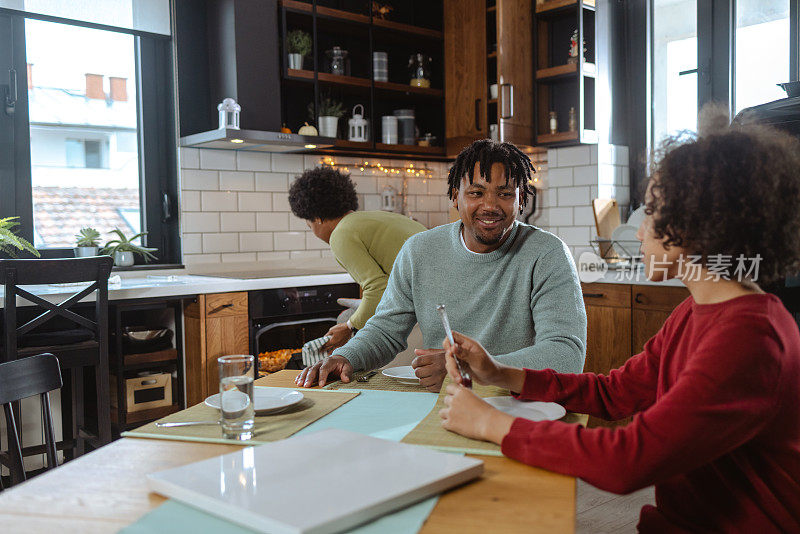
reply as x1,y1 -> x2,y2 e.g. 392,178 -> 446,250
576,480 -> 655,533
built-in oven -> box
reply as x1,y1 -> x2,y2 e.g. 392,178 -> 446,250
249,283 -> 360,370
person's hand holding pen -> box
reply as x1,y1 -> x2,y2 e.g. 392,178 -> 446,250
439,330 -> 521,444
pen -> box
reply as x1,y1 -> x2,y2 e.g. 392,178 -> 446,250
436,304 -> 472,389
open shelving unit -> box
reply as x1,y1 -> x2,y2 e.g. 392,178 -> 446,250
279,0 -> 447,159
533,0 -> 597,147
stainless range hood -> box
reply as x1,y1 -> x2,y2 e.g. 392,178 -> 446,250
180,128 -> 335,152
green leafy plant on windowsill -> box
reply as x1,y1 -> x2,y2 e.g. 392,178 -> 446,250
101,228 -> 158,264
287,29 -> 312,57
75,227 -> 101,247
0,217 -> 40,258
308,97 -> 345,120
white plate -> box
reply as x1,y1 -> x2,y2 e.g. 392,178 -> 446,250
626,205 -> 646,229
205,386 -> 304,415
611,224 -> 641,259
381,365 -> 419,384
484,397 -> 566,422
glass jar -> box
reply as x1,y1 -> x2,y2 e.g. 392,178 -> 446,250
325,46 -> 349,76
408,54 -> 432,88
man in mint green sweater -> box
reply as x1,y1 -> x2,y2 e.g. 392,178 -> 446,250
297,140 -> 587,391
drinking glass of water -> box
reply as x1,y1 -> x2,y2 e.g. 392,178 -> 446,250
218,354 -> 255,440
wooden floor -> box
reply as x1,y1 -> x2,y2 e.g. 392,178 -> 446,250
576,480 -> 655,533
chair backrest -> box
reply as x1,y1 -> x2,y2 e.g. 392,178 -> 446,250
0,353 -> 63,486
1,256 -> 112,363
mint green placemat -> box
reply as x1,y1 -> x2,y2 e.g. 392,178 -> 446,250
122,497 -> 439,534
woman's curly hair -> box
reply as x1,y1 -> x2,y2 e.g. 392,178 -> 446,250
646,104 -> 800,284
288,167 -> 359,221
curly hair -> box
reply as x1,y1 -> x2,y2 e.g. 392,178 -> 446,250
446,139 -> 536,210
646,104 -> 800,284
288,167 -> 359,221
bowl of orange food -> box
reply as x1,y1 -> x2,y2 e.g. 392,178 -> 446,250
258,348 -> 301,374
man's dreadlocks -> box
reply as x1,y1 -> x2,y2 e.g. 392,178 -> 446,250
446,139 -> 536,210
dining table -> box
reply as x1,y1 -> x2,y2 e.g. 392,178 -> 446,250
0,370 -> 577,533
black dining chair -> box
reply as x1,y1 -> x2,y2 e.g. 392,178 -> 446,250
0,256 -> 113,462
0,352 -> 62,487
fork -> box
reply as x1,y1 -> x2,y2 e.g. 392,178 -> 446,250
357,370 -> 379,382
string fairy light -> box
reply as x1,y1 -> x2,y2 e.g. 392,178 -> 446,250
318,156 -> 433,179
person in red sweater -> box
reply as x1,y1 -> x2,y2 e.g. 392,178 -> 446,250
438,106 -> 800,532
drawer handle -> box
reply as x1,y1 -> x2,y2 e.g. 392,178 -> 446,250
210,303 -> 234,314
140,379 -> 158,386
583,293 -> 605,299
635,293 -> 645,304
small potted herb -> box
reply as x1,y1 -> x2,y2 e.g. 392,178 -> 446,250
286,29 -> 312,70
0,217 -> 39,257
309,98 -> 345,138
74,227 -> 102,257
101,228 -> 158,267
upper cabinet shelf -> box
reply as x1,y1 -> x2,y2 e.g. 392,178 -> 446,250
536,62 -> 596,81
535,0 -> 596,16
286,69 -> 443,98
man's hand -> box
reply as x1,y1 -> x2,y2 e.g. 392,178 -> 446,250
411,349 -> 447,392
439,383 -> 514,444
321,323 -> 352,353
294,355 -> 353,388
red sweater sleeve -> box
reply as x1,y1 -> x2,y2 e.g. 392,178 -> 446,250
501,314 -> 782,494
513,316 -> 667,420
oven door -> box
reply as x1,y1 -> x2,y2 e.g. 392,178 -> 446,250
253,315 -> 338,369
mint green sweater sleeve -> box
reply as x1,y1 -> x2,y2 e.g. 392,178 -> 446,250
329,232 -> 388,330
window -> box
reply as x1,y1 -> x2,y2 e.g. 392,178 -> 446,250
0,7 -> 179,264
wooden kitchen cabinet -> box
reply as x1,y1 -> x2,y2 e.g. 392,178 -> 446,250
184,292 -> 250,405
444,0 -> 487,155
495,0 -> 535,147
580,282 -> 689,428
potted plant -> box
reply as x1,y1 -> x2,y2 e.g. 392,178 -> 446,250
101,228 -> 158,267
0,217 -> 39,257
74,227 -> 102,257
286,29 -> 312,70
309,98 -> 345,138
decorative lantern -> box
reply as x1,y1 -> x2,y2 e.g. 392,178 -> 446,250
381,185 -> 397,212
218,98 -> 241,130
348,104 -> 368,142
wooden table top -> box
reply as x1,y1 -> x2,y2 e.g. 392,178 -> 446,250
0,370 -> 575,533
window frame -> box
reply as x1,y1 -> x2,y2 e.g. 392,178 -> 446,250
0,8 -> 180,266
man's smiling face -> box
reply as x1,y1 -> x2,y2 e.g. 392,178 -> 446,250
454,162 -> 519,253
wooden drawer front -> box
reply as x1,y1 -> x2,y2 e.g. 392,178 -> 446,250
632,285 -> 690,312
205,292 -> 248,317
581,283 -> 630,308
111,373 -> 172,413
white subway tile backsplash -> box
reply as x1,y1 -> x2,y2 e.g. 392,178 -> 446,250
573,165 -> 597,186
201,191 -> 238,212
271,153 -> 305,172
272,192 -> 291,211
239,232 -> 274,252
554,146 -> 591,167
257,212 -> 290,232
547,148 -> 559,168
558,186 -> 591,207
353,176 -> 378,194
238,192 -> 272,212
219,171 -> 255,191
181,190 -> 201,212
199,149 -> 236,170
305,232 -> 328,250
182,233 -> 202,254
237,151 -> 271,172
416,195 -> 438,212
274,231 -> 306,251
183,212 -> 220,233
549,207 -> 573,226
304,155 -> 323,169
428,212 -> 448,227
291,250 -> 322,260
407,178 -> 428,195
221,212 -> 256,232
257,251 -> 291,261
221,252 -> 257,263
183,253 -> 222,265
439,196 -> 453,212
409,212 -> 428,227
548,167 -> 573,186
589,145 -> 598,165
598,163 -> 616,186
182,169 -> 219,190
180,147 -> 200,169
202,233 -> 239,253
427,179 -> 447,196
289,215 -> 308,231
555,226 -> 591,247
363,195 -> 381,211
320,249 -> 335,258
255,172 -> 289,192
573,205 -> 595,226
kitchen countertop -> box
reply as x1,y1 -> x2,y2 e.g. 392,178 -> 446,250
584,268 -> 686,287
0,259 -> 355,307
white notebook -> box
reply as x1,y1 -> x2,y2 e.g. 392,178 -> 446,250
147,428 -> 484,534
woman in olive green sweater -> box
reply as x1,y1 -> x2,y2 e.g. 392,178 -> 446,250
289,167 -> 426,352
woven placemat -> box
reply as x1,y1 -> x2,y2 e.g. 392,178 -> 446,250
401,377 -> 586,456
322,370 -> 429,392
122,388 -> 359,446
